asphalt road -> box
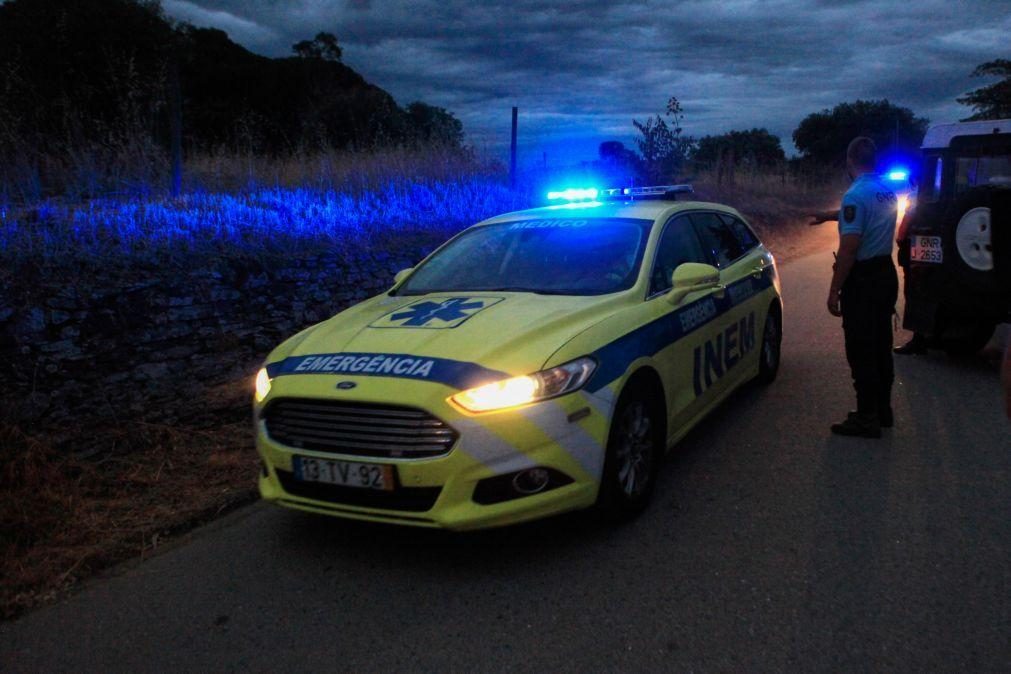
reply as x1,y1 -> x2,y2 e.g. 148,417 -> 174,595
3,249 -> 1009,672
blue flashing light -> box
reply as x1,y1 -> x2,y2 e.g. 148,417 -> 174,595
546,187 -> 599,202
886,169 -> 909,182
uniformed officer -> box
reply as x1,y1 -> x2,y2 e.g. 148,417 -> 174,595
817,137 -> 899,438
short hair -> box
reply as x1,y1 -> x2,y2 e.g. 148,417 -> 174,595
846,136 -> 877,170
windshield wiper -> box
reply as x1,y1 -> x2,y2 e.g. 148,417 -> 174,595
478,287 -> 570,295
399,286 -> 573,296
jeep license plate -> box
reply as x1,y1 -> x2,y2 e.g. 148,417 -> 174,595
911,235 -> 943,264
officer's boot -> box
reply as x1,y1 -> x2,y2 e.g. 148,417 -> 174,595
894,333 -> 927,355
878,385 -> 894,428
831,411 -> 882,438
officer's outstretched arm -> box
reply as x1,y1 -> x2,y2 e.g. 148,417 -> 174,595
808,210 -> 839,226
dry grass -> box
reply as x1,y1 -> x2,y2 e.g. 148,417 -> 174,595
694,168 -> 846,261
0,379 -> 259,620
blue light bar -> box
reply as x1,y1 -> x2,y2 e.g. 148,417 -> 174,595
546,187 -> 599,201
886,169 -> 909,182
599,184 -> 694,199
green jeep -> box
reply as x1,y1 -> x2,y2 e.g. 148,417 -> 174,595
902,119 -> 1011,354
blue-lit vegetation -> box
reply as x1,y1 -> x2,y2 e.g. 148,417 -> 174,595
0,156 -> 532,266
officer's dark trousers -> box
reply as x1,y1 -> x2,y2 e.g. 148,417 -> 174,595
840,256 -> 899,416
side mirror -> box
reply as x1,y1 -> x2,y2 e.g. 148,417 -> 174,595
393,267 -> 414,286
666,262 -> 721,305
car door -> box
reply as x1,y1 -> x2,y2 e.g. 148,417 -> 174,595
689,211 -> 767,395
645,213 -> 726,436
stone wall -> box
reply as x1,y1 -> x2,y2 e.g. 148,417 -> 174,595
0,243 -> 435,434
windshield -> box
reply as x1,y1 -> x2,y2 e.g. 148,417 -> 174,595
398,217 -> 652,296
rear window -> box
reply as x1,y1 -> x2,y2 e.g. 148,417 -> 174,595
919,155 -> 943,202
955,154 -> 1011,194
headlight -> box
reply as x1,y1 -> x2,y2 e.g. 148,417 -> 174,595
254,367 -> 272,403
449,357 -> 596,413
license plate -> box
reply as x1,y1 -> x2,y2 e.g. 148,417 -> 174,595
293,456 -> 394,491
911,235 -> 943,264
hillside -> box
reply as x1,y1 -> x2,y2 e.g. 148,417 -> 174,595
0,0 -> 461,199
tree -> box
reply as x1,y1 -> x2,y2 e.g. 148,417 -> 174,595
597,141 -> 642,181
792,99 -> 928,165
665,97 -> 696,166
692,128 -> 785,169
406,102 -> 464,148
292,32 -> 343,62
632,116 -> 674,183
957,59 -> 1011,121
632,97 -> 696,183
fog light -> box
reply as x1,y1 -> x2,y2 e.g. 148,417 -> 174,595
472,467 -> 574,505
512,467 -> 550,495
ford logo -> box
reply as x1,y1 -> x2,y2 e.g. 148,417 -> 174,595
335,381 -> 357,390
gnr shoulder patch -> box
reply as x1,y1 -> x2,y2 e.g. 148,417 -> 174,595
843,205 -> 856,223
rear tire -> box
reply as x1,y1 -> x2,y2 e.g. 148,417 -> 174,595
756,304 -> 782,384
940,319 -> 996,357
596,386 -> 663,520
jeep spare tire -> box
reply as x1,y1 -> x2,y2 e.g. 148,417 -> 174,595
954,207 -> 992,272
945,189 -> 1002,292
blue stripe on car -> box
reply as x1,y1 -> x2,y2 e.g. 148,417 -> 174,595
586,271 -> 773,393
265,352 -> 509,391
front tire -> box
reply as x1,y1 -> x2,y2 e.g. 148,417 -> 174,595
597,388 -> 663,519
757,305 -> 782,384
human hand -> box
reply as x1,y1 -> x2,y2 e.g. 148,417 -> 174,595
827,288 -> 841,317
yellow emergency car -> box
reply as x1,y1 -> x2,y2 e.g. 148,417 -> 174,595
254,185 -> 782,530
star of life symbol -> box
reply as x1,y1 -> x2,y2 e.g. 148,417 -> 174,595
389,298 -> 488,327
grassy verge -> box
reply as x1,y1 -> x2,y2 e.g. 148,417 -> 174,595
0,160 -> 842,620
0,379 -> 257,620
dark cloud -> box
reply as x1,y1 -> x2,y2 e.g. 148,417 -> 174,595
163,0 -> 1010,163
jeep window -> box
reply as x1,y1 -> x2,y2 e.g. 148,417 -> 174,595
955,155 -> 1011,194
398,217 -> 652,296
920,155 -> 942,203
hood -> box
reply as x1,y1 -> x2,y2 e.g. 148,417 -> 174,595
284,291 -> 628,378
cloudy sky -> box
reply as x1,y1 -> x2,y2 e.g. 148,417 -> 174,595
162,0 -> 1009,166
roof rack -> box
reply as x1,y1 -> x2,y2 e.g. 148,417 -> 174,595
600,184 -> 694,200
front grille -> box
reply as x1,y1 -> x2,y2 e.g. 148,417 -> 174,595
276,470 -> 441,512
263,398 -> 458,459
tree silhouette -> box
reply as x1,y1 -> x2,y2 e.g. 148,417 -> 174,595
293,32 -> 343,62
633,97 -> 696,183
792,99 -> 928,165
957,60 -> 1011,121
406,102 -> 464,147
692,129 -> 785,169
